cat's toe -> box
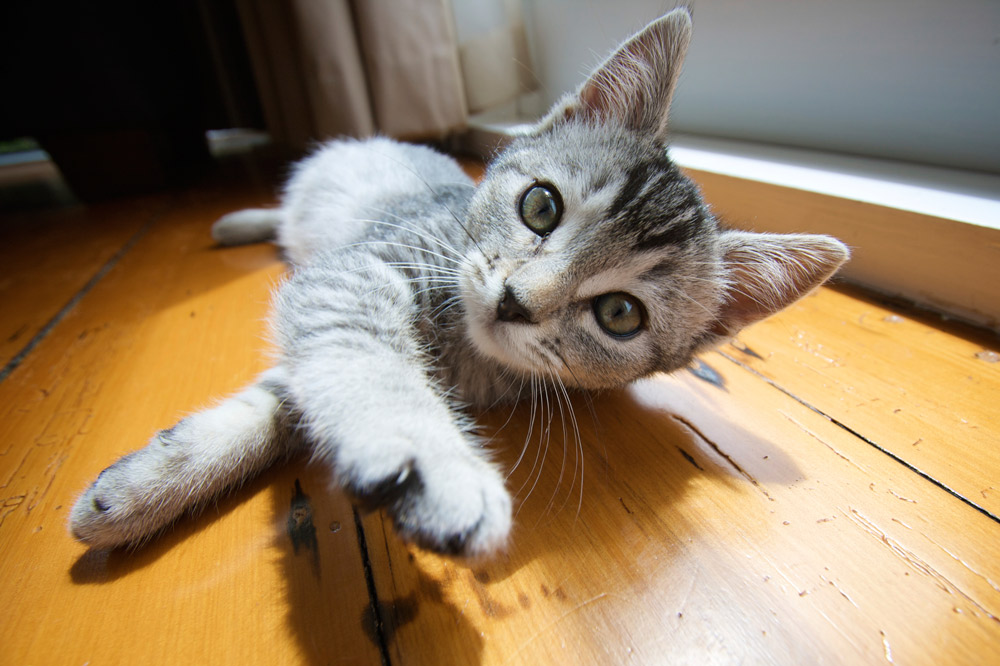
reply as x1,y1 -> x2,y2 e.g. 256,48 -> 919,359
69,480 -> 123,548
68,452 -> 170,549
424,479 -> 512,558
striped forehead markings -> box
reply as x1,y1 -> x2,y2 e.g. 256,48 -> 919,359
632,206 -> 704,251
606,161 -> 654,220
624,170 -> 707,250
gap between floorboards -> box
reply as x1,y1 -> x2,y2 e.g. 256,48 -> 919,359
0,200 -> 171,383
714,349 -> 1000,526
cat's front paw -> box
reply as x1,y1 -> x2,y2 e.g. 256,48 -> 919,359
70,454 -> 157,549
69,430 -> 187,549
349,448 -> 512,558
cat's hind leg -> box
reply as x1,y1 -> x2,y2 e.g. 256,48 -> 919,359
69,367 -> 298,549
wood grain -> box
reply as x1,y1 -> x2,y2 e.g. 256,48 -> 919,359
0,183 -> 380,665
0,196 -> 166,367
1,158 -> 998,665
721,285 -> 1000,519
362,356 -> 1000,665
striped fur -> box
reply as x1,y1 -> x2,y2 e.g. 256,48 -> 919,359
70,9 -> 847,556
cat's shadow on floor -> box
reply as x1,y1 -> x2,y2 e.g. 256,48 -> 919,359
479,361 -> 801,569
67,359 -> 801,665
333,361 -> 803,664
68,466 -> 282,585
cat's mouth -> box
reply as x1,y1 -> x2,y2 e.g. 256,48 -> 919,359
459,256 -> 566,377
460,281 -> 546,375
468,310 -> 543,374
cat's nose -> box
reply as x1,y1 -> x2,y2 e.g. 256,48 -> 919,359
496,285 -> 533,324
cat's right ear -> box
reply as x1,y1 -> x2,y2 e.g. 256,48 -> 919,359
533,8 -> 692,142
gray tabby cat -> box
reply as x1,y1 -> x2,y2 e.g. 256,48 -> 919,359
70,10 -> 847,556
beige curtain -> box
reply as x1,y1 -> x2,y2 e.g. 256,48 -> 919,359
235,0 -> 468,151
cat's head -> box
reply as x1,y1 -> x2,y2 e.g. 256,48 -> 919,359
460,9 -> 848,389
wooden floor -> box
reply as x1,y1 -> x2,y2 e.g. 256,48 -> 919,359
1,153 -> 998,665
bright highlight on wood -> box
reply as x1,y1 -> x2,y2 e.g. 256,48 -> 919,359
1,162 -> 997,664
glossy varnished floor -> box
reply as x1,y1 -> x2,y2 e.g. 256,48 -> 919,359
1,153 -> 998,665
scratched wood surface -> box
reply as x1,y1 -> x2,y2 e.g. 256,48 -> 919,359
721,284 -> 1000,518
1,158 -> 999,665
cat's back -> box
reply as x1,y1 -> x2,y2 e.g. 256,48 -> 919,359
280,137 -> 474,264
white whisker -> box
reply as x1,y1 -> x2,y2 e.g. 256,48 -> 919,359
349,214 -> 464,259
661,282 -> 716,319
553,372 -> 584,521
339,240 -> 462,267
507,373 -> 537,482
541,365 -> 569,519
364,148 -> 486,255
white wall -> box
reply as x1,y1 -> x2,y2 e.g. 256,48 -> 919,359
521,0 -> 1000,174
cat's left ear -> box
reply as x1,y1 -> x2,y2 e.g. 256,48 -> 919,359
535,8 -> 692,141
711,231 -> 850,338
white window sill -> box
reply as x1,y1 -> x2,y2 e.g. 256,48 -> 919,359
666,134 -> 1000,232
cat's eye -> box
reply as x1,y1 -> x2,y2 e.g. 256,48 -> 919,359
519,184 -> 562,236
593,292 -> 644,338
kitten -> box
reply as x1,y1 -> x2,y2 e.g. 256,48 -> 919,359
70,9 -> 847,556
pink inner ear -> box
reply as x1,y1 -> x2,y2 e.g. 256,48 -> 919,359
577,46 -> 654,129
714,233 -> 850,336
543,10 -> 691,139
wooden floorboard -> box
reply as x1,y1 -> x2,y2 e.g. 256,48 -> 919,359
365,343 -> 1000,665
0,195 -> 167,370
720,284 -> 1000,519
0,178 -> 380,665
1,158 -> 997,664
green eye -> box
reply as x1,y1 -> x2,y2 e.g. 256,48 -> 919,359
593,292 -> 644,337
519,184 -> 562,236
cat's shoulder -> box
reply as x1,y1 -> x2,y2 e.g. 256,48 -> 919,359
288,136 -> 471,194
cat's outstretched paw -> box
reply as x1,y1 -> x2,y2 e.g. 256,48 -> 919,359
70,374 -> 292,549
348,450 -> 512,558
69,444 -> 178,549
70,422 -> 209,549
